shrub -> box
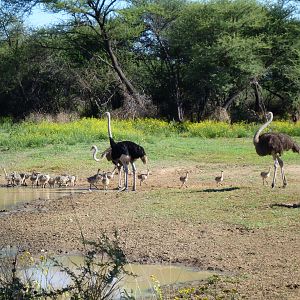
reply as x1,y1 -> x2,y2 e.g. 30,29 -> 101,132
0,118 -> 299,150
0,231 -> 133,300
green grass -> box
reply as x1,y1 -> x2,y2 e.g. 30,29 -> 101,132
0,118 -> 299,231
130,186 -> 300,230
0,136 -> 299,173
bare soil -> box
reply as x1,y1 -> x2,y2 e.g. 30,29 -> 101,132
0,165 -> 300,299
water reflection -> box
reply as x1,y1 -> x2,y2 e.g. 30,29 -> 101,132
0,188 -> 79,210
122,263 -> 213,299
24,256 -> 213,299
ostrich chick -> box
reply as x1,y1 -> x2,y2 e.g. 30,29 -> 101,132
48,177 -> 56,188
101,172 -> 110,190
3,168 -> 13,186
180,171 -> 189,188
67,175 -> 77,187
91,145 -> 122,189
215,171 -> 224,186
12,172 -> 22,186
87,169 -> 102,190
19,173 -> 29,186
260,167 -> 271,185
138,169 -> 150,186
56,175 -> 69,187
29,171 -> 39,187
38,174 -> 50,188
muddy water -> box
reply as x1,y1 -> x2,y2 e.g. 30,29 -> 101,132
24,256 -> 213,299
122,263 -> 213,298
0,188 -> 79,210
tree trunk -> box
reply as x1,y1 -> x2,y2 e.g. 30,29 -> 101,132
222,89 -> 243,111
91,8 -> 149,117
251,79 -> 266,117
104,37 -> 138,98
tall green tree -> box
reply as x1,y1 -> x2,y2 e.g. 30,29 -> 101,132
42,0 -> 153,117
4,0 -> 154,117
167,0 -> 270,120
128,0 -> 187,120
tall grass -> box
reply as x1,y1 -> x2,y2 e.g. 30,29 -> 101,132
0,118 -> 299,150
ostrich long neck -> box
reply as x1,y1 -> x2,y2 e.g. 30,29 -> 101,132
105,112 -> 116,147
253,112 -> 273,145
3,168 -> 8,177
92,146 -> 100,162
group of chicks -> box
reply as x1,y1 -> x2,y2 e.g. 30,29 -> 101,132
87,168 -> 115,190
179,170 -> 224,188
87,168 -> 150,190
180,167 -> 272,188
2,168 -> 77,188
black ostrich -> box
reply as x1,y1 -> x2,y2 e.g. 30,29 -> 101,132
105,111 -> 147,191
253,111 -> 300,188
91,145 -> 123,189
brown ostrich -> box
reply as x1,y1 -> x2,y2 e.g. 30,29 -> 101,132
253,111 -> 300,188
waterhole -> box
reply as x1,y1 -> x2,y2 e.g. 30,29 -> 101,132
23,255 -> 213,299
0,187 -> 80,210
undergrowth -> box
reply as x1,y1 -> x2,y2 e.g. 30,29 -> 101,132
0,118 -> 299,150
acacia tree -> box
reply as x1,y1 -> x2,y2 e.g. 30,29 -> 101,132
0,5 -> 31,117
260,0 -> 300,119
167,0 -> 269,121
6,0 -> 152,117
128,0 -> 187,121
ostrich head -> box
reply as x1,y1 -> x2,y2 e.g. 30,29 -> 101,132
138,146 -> 148,164
266,111 -> 273,121
91,145 -> 97,152
141,155 -> 148,164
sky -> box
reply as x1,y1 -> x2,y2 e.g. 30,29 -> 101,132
25,0 -> 129,27
26,6 -> 65,27
25,1 -> 300,27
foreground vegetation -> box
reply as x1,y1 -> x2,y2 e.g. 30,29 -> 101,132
0,236 -> 241,300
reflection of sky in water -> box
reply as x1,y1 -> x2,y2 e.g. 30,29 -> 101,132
0,188 -> 81,210
22,256 -> 213,299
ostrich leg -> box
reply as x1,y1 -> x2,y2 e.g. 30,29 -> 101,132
131,162 -> 137,191
118,155 -> 130,191
277,157 -> 287,187
122,163 -> 129,191
117,165 -> 123,189
271,157 -> 279,188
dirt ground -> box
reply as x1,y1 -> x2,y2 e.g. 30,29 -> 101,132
0,165 -> 300,299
